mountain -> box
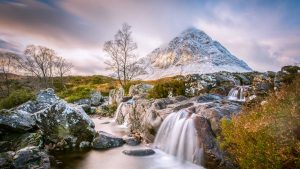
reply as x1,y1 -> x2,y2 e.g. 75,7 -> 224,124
136,27 -> 252,80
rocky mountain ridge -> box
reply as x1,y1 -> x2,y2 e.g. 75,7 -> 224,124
137,27 -> 252,80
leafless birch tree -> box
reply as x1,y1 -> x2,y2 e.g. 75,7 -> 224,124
0,52 -> 20,96
55,56 -> 73,88
104,23 -> 141,88
18,45 -> 58,88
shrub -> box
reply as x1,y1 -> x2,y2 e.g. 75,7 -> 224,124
148,79 -> 186,99
220,76 -> 300,169
57,86 -> 92,103
0,89 -> 34,109
281,65 -> 300,84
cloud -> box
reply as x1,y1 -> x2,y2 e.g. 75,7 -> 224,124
0,38 -> 22,53
0,0 -> 299,74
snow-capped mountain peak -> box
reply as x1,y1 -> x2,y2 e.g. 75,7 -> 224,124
137,27 -> 252,80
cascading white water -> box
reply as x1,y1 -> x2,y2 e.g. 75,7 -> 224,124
154,110 -> 203,165
113,99 -> 134,127
227,86 -> 248,102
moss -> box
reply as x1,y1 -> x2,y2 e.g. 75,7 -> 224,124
220,76 -> 300,169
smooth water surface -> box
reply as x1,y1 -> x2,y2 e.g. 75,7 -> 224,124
53,117 -> 205,169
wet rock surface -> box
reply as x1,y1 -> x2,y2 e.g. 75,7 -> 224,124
13,146 -> 50,169
0,109 -> 36,132
92,131 -> 125,149
35,101 -> 96,149
122,149 -> 155,156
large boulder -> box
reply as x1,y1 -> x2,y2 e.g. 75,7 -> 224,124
194,116 -> 226,168
92,131 -> 125,149
13,146 -> 50,169
16,101 -> 49,114
91,91 -> 104,106
0,109 -> 36,132
16,88 -> 60,114
34,101 -> 96,149
128,84 -> 153,97
36,88 -> 59,105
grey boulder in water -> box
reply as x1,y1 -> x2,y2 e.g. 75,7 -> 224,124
92,131 -> 125,149
35,101 -> 96,149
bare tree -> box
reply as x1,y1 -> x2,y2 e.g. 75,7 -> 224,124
104,23 -> 141,88
18,45 -> 58,88
0,52 -> 20,96
54,56 -> 73,89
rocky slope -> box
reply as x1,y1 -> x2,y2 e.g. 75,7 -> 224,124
137,27 -> 252,80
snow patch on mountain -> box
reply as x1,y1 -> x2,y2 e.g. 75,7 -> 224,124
136,27 -> 252,80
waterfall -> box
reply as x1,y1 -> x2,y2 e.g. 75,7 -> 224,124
227,86 -> 248,102
113,99 -> 134,127
154,110 -> 203,165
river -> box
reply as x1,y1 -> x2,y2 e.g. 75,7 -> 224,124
52,117 -> 205,169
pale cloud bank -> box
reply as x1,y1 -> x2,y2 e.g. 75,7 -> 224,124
0,0 -> 299,74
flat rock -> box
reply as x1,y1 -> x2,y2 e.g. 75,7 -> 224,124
92,131 -> 125,149
122,149 -> 155,156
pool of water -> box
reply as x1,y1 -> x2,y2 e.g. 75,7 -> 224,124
52,117 -> 204,169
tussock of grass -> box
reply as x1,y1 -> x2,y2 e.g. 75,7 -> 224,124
220,76 -> 300,169
147,77 -> 186,99
0,89 -> 34,109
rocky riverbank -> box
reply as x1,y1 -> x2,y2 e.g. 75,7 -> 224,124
0,65 -> 298,169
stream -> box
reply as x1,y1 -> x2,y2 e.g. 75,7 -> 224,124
53,117 -> 205,169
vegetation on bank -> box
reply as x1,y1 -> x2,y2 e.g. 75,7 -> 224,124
220,76 -> 300,169
55,75 -> 116,102
0,89 -> 35,109
147,77 -> 186,99
0,75 -> 117,109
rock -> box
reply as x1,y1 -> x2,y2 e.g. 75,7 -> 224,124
37,88 -> 59,105
35,101 -> 96,149
128,84 -> 153,96
74,98 -> 91,106
122,135 -> 141,146
91,91 -> 103,106
80,104 -> 91,114
16,101 -> 49,114
0,151 -> 14,168
90,107 -> 97,114
13,146 -> 50,169
122,149 -> 155,156
197,94 -> 223,103
193,116 -> 224,168
0,109 -> 36,132
79,141 -> 91,149
252,74 -> 273,95
92,131 -> 125,149
0,132 -> 42,152
121,96 -> 133,103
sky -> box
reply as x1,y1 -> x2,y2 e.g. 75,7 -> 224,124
0,0 -> 299,75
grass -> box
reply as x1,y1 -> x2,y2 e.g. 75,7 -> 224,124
147,76 -> 186,99
220,76 -> 300,169
0,89 -> 35,109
